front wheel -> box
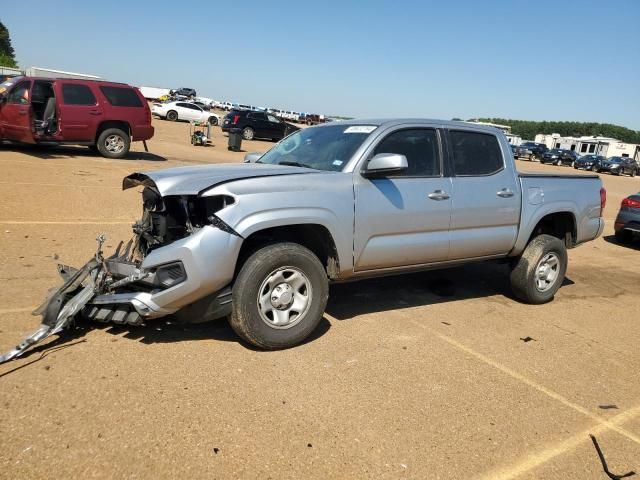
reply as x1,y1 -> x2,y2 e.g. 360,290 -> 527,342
510,234 -> 568,304
166,110 -> 178,121
96,128 -> 130,159
229,243 -> 329,349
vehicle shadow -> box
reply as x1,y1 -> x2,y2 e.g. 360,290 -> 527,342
5,144 -> 167,161
94,315 -> 331,351
326,261 -> 574,320
602,234 -> 640,251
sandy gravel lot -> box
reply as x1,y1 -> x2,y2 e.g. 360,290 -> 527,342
1,118 -> 639,479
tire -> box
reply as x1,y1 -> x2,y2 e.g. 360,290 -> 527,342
166,110 -> 178,121
570,161 -> 575,168
242,126 -> 255,140
96,128 -> 130,159
555,159 -> 562,166
510,234 -> 567,304
208,116 -> 218,126
229,243 -> 329,349
631,168 -> 636,177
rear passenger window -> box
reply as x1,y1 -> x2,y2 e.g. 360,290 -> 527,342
450,130 -> 503,176
99,86 -> 142,107
373,129 -> 440,177
62,84 -> 96,105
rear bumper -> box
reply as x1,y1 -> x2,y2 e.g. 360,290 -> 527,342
132,124 -> 154,141
614,210 -> 640,233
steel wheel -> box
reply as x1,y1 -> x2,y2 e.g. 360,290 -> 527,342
535,252 -> 560,292
257,267 -> 312,329
104,134 -> 125,154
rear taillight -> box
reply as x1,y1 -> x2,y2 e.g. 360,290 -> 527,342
233,115 -> 240,125
600,187 -> 606,216
622,197 -> 640,209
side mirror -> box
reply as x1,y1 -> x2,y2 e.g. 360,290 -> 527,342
243,152 -> 264,163
362,153 -> 408,177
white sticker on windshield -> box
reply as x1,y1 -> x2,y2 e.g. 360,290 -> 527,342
344,126 -> 377,134
332,160 -> 343,166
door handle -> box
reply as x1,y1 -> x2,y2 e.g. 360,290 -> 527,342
497,188 -> 515,198
428,190 -> 450,201
18,110 -> 28,116
89,110 -> 102,116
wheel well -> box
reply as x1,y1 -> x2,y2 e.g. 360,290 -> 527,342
237,224 -> 340,279
529,212 -> 577,248
95,120 -> 131,141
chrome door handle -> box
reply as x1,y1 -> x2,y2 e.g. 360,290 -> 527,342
497,188 -> 514,198
428,190 -> 450,201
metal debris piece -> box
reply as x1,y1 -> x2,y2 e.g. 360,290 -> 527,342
590,434 -> 636,480
0,236 -> 108,365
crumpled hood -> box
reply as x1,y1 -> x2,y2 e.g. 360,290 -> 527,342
123,163 -> 318,196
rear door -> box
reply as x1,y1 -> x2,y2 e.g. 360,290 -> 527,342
0,79 -> 34,143
447,128 -> 521,259
354,127 -> 452,270
247,112 -> 270,137
55,81 -> 101,141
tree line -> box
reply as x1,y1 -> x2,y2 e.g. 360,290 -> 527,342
0,21 -> 17,68
474,118 -> 640,144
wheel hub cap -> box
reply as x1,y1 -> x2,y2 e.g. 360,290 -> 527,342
258,267 -> 312,329
535,253 -> 560,292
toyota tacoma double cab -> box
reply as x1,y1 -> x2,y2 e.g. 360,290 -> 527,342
0,76 -> 154,158
1,119 -> 605,362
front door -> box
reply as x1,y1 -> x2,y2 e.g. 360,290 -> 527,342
447,129 -> 521,259
354,127 -> 452,271
0,80 -> 34,143
55,81 -> 101,141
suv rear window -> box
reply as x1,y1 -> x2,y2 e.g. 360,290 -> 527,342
62,84 -> 96,105
99,86 -> 142,107
450,130 -> 503,176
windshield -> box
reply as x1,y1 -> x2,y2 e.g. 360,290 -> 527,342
258,124 -> 377,171
549,149 -> 563,154
608,157 -> 623,163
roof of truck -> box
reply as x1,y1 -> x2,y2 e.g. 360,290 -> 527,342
321,118 -> 504,133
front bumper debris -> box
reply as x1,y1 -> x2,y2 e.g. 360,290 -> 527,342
0,235 -> 155,364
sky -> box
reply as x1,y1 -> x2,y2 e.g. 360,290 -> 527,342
3,0 -> 640,129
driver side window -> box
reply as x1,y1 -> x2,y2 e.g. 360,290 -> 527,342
373,128 -> 441,177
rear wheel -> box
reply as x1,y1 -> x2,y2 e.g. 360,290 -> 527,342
510,234 -> 567,304
242,127 -> 255,140
166,110 -> 178,121
229,243 -> 328,349
96,128 -> 130,159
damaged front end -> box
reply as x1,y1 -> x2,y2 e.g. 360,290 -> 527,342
1,174 -> 242,364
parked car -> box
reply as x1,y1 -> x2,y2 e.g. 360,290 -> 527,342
574,154 -> 605,171
0,76 -> 154,158
614,192 -> 640,243
516,141 -> 548,161
221,110 -> 299,140
540,149 -> 580,166
151,101 -> 219,125
171,87 -> 196,98
6,119 -> 605,360
510,144 -> 518,158
595,156 -> 638,176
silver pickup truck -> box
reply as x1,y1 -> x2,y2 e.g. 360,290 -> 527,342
1,119 -> 606,361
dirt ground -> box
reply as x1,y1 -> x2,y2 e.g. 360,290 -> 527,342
1,118 -> 639,479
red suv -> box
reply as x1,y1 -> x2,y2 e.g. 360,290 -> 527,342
0,76 -> 154,158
